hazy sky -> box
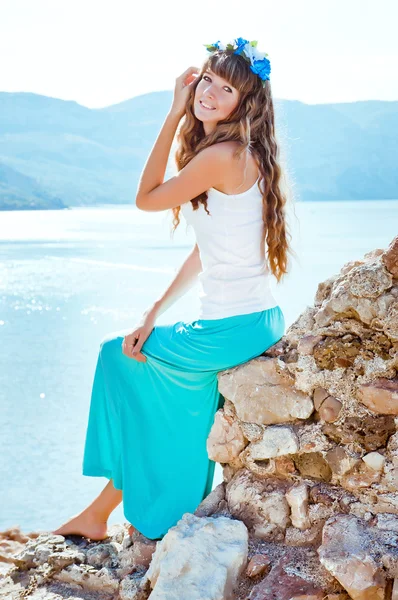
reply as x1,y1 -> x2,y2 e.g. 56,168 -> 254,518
0,0 -> 397,109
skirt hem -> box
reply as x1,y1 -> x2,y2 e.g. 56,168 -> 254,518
82,467 -> 123,491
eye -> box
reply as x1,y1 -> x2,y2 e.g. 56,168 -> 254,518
203,75 -> 233,93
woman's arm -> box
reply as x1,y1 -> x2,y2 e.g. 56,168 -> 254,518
135,67 -> 233,212
123,243 -> 202,362
135,111 -> 232,212
147,243 -> 202,319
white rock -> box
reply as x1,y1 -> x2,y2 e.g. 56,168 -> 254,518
54,564 -> 119,594
249,426 -> 299,459
206,409 -> 246,462
286,483 -> 311,530
362,452 -> 386,471
141,513 -> 248,600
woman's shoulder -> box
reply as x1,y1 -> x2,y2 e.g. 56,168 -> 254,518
200,141 -> 258,170
209,142 -> 260,191
214,141 -> 258,167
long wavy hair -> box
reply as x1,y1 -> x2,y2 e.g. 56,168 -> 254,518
170,49 -> 295,283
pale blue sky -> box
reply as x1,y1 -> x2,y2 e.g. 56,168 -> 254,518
0,0 -> 396,108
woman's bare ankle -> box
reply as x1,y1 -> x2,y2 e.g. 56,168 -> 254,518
83,508 -> 108,524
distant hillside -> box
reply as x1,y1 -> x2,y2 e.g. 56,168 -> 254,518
0,91 -> 396,210
0,161 -> 66,210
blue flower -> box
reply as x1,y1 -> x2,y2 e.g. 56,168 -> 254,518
250,57 -> 271,81
233,37 -> 249,55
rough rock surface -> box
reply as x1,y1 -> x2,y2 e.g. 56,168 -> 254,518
1,236 -> 397,599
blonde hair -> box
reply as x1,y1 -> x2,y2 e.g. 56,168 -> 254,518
171,50 -> 295,283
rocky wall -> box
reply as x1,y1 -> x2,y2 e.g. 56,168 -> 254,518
1,236 -> 397,600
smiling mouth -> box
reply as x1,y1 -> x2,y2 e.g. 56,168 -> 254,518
199,100 -> 216,111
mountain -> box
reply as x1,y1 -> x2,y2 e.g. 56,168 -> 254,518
0,91 -> 396,210
0,161 -> 66,210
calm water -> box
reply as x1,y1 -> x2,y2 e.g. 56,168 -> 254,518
0,200 -> 396,533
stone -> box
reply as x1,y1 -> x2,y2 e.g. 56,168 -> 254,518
53,563 -> 120,594
290,595 -> 324,600
226,471 -> 290,539
119,570 -> 149,600
286,483 -> 311,530
141,513 -> 248,600
294,453 -> 332,482
341,462 -> 381,491
322,415 -> 396,452
218,357 -> 314,425
11,533 -> 78,569
284,306 -> 317,344
315,274 -> 339,305
382,237 -> 398,278
240,422 -> 264,442
274,456 -> 298,477
314,387 -> 330,410
206,409 -> 246,463
249,555 -> 325,600
325,446 -> 360,476
245,554 -> 271,578
375,514 -> 398,532
383,300 -> 398,341
318,515 -> 387,600
194,483 -> 226,518
238,447 -> 275,478
392,579 -> 398,600
362,452 -> 386,472
298,335 -> 324,355
309,483 -> 356,510
313,336 -> 363,370
357,378 -> 398,414
318,397 -> 342,422
313,258 -> 394,329
347,262 -> 393,298
296,423 -> 333,453
285,523 -> 324,546
86,541 -> 120,569
248,426 -> 299,459
118,537 -> 157,574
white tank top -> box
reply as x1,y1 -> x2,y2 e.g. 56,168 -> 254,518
180,176 -> 278,320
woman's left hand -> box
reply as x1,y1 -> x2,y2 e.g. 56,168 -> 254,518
170,66 -> 200,118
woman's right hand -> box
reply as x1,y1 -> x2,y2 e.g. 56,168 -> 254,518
121,308 -> 157,363
170,66 -> 200,118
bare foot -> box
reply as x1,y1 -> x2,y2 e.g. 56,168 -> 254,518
128,524 -> 137,537
52,512 -> 109,541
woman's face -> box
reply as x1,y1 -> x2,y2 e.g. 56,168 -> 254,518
193,68 -> 240,130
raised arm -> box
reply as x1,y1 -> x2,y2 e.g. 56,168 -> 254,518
134,68 -> 233,212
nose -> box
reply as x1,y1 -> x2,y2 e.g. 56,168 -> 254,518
203,84 -> 215,100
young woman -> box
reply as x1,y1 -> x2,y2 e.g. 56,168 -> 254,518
53,38 -> 293,542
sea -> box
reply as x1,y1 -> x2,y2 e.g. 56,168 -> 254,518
0,199 -> 396,533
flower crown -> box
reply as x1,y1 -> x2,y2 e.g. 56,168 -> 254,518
204,37 -> 271,87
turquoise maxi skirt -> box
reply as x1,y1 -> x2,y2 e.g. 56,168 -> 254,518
82,305 -> 285,540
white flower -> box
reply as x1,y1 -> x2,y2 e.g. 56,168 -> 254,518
242,43 -> 266,65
